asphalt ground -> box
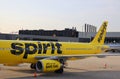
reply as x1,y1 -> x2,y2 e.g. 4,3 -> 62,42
0,56 -> 120,79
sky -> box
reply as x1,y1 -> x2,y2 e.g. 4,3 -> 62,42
0,0 -> 120,33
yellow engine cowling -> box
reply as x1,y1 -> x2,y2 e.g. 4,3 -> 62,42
36,59 -> 61,72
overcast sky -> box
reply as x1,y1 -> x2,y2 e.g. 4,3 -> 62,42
0,0 -> 120,33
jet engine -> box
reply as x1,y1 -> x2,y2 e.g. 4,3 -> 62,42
36,59 -> 62,73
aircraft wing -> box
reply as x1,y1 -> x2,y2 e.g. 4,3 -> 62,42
35,52 -> 120,60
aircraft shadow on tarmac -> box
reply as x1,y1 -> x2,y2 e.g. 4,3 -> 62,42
6,71 -> 120,79
6,67 -> 120,79
7,67 -> 89,74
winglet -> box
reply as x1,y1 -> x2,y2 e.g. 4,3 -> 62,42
91,21 -> 108,45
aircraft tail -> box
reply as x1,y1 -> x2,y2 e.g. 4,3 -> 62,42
90,21 -> 108,45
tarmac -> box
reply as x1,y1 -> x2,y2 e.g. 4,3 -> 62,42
0,56 -> 120,79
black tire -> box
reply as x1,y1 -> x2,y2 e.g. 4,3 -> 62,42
112,49 -> 115,52
55,68 -> 64,74
30,63 -> 36,69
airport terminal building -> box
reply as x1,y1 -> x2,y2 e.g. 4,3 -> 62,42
0,30 -> 120,44
0,25 -> 120,43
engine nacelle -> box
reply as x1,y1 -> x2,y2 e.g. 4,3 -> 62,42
36,59 -> 61,72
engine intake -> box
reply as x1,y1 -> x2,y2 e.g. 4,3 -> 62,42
36,59 -> 61,72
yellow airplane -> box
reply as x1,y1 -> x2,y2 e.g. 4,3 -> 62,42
0,21 -> 112,73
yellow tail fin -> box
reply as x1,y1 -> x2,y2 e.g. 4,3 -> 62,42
91,21 -> 108,45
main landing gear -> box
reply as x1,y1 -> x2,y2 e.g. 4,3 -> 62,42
30,63 -> 36,69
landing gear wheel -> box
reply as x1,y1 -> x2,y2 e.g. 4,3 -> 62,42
55,68 -> 64,74
30,63 -> 36,69
112,49 -> 115,52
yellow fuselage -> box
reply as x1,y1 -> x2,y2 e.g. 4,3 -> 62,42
0,40 -> 107,65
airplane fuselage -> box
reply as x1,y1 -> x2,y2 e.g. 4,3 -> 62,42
0,40 -> 107,64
